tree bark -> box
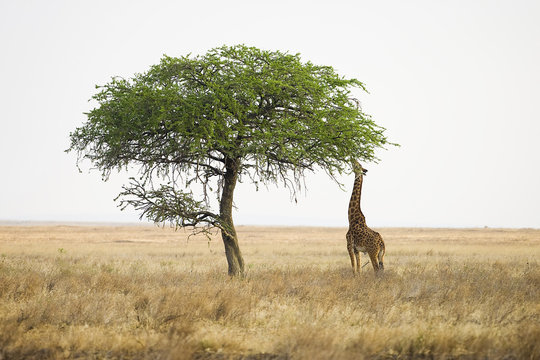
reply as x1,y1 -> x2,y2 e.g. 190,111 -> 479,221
219,157 -> 245,276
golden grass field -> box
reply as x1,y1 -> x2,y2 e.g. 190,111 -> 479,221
0,225 -> 539,359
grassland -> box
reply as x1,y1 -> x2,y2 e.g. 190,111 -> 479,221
0,225 -> 538,359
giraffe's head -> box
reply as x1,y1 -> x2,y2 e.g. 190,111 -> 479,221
352,160 -> 368,177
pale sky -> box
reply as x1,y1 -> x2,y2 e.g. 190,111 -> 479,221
1,0 -> 539,228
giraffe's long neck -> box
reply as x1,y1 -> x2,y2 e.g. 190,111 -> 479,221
348,174 -> 366,225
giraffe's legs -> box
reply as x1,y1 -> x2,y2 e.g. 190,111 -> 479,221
377,247 -> 385,271
347,244 -> 356,273
368,251 -> 380,272
348,247 -> 357,273
346,234 -> 356,273
354,251 -> 360,273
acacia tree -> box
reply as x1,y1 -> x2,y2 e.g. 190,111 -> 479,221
68,45 -> 391,276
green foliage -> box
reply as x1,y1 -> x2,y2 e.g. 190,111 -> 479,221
68,44 -> 393,230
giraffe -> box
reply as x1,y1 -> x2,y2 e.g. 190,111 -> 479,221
346,160 -> 385,274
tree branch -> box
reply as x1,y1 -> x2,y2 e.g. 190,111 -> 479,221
116,178 -> 220,231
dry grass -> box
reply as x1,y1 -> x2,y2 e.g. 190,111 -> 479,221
0,225 -> 539,359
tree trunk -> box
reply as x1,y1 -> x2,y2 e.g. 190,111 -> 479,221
219,157 -> 245,276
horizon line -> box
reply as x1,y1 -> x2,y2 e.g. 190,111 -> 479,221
0,219 -> 538,230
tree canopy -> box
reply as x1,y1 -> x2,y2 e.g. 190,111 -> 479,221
68,45 -> 393,275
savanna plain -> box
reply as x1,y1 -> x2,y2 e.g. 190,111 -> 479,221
0,225 -> 538,359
